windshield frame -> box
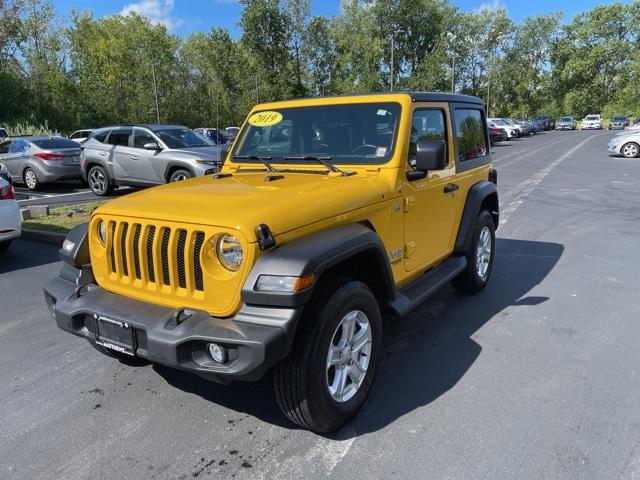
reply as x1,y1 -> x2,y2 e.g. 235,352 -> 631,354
230,102 -> 403,166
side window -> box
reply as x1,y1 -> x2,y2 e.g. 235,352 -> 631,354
93,130 -> 109,143
454,109 -> 487,161
408,109 -> 446,169
0,141 -> 11,154
133,129 -> 156,149
106,129 -> 132,147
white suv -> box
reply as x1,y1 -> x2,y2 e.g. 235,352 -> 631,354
581,115 -> 603,130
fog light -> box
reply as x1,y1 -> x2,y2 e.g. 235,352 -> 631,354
207,343 -> 227,364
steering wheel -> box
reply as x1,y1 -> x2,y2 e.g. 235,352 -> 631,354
351,144 -> 378,155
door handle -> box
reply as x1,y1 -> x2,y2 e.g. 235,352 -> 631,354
443,183 -> 459,194
131,155 -> 139,160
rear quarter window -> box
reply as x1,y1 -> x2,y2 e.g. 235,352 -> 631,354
31,139 -> 80,149
454,109 -> 488,162
0,129 -> 8,137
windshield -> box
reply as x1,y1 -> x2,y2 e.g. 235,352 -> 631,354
613,116 -> 626,121
560,117 -> 572,122
155,128 -> 214,149
585,116 -> 599,121
232,103 -> 402,165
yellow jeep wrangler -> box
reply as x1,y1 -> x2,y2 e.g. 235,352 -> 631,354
44,92 -> 498,433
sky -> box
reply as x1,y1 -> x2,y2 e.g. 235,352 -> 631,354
52,0 -> 631,37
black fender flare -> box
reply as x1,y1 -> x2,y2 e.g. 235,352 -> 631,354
454,181 -> 499,254
241,223 -> 396,308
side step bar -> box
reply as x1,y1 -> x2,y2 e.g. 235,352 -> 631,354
388,256 -> 467,317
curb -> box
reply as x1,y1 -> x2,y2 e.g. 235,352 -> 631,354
21,228 -> 66,246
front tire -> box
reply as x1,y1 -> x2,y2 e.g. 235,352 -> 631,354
87,165 -> 113,196
168,169 -> 193,183
24,168 -> 40,190
621,142 -> 640,158
0,240 -> 12,253
273,279 -> 382,433
452,210 -> 496,294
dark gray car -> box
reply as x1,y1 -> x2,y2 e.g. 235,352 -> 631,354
0,137 -> 82,190
81,125 -> 228,196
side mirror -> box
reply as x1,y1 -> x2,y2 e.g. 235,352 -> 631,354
143,142 -> 161,150
408,139 -> 447,180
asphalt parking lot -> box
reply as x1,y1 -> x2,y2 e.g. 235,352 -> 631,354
14,182 -> 133,207
2,130 -> 640,480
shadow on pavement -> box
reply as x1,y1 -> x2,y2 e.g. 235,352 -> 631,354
0,239 -> 60,274
154,238 -> 563,434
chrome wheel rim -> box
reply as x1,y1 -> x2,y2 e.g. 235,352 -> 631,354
25,170 -> 37,189
622,144 -> 638,157
89,168 -> 106,193
326,310 -> 372,403
171,172 -> 189,182
476,226 -> 492,280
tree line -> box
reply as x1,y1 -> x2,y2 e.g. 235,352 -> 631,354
1,0 -> 639,134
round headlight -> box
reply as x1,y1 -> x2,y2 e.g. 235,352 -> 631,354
97,220 -> 107,244
216,234 -> 243,271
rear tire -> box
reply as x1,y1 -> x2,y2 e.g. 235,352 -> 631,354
24,168 -> 39,191
452,210 -> 496,294
273,279 -> 382,433
0,240 -> 12,253
87,165 -> 113,196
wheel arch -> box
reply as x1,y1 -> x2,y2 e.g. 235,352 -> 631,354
164,163 -> 195,182
454,180 -> 499,254
241,223 -> 396,309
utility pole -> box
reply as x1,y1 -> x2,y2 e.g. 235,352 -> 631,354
151,63 -> 160,123
390,29 -> 404,92
486,72 -> 490,117
451,55 -> 455,93
390,32 -> 395,92
255,75 -> 259,104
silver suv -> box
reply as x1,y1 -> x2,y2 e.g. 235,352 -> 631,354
81,124 -> 228,196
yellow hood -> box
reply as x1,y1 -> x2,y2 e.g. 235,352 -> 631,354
94,171 -> 388,241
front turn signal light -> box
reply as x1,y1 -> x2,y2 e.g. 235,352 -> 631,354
254,274 -> 315,293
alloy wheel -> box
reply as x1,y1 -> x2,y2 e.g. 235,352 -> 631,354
89,168 -> 107,194
24,169 -> 37,189
476,226 -> 492,280
326,310 -> 372,403
171,172 -> 189,182
622,143 -> 639,158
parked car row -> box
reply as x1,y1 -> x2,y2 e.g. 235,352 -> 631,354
0,124 -> 233,194
487,117 -> 543,145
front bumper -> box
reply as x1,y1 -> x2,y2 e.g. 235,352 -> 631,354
581,124 -> 602,130
43,266 -> 301,382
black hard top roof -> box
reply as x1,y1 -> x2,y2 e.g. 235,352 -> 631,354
279,91 -> 484,105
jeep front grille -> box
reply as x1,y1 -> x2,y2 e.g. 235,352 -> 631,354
107,221 -> 206,294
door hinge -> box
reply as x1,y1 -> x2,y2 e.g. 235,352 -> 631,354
404,196 -> 415,212
404,241 -> 416,258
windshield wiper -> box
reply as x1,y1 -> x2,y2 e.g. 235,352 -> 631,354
232,154 -> 277,172
283,155 -> 353,176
